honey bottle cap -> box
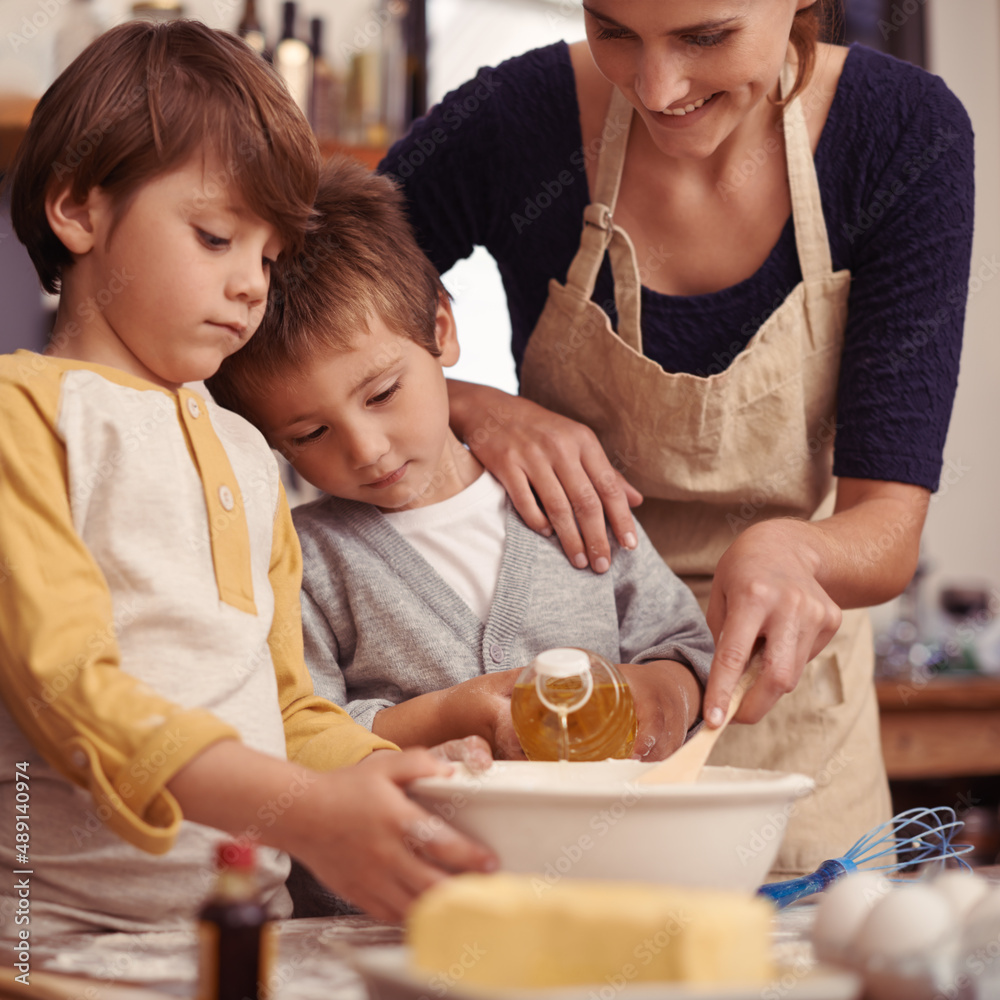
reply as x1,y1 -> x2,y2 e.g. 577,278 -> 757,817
533,647 -> 591,679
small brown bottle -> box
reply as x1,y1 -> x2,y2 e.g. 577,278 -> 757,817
236,0 -> 267,58
197,841 -> 273,1000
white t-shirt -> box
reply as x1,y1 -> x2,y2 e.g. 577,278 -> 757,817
380,470 -> 507,622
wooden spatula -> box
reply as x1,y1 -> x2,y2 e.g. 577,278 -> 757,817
635,645 -> 764,785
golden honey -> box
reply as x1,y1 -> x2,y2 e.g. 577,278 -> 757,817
511,650 -> 636,761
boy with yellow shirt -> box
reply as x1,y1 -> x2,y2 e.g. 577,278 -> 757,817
0,19 -> 494,939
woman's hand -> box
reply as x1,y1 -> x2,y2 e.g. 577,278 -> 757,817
448,380 -> 643,573
618,660 -> 702,760
703,520 -> 842,726
703,479 -> 930,727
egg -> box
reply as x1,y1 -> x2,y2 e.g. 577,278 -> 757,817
933,869 -> 990,920
855,883 -> 955,962
963,884 -> 1000,954
811,871 -> 893,966
853,883 -> 961,1000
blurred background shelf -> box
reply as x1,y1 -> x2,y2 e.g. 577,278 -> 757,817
877,675 -> 1000,780
0,94 -> 35,173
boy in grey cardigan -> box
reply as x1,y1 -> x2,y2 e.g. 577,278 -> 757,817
210,154 -> 714,754
208,157 -> 714,913
209,156 -> 714,766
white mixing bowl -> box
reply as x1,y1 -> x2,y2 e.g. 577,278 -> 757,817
408,760 -> 813,894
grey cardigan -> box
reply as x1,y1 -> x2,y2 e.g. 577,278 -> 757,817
293,495 -> 715,729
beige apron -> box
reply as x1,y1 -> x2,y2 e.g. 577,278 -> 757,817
520,63 -> 892,875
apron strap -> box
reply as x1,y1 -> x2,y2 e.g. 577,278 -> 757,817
563,88 -> 644,354
780,61 -> 835,281
592,86 -> 634,209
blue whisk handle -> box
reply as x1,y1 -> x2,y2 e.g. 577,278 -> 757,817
757,858 -> 854,909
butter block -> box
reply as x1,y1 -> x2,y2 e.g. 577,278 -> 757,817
408,873 -> 775,990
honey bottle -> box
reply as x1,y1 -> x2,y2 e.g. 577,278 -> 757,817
511,647 -> 636,761
197,841 -> 274,1000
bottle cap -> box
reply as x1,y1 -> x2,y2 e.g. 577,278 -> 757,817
216,841 -> 255,870
534,648 -> 591,679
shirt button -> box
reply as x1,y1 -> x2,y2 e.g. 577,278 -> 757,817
218,485 -> 235,511
187,397 -> 201,419
490,644 -> 504,664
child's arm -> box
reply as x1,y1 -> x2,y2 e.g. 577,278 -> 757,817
0,364 -> 239,854
610,524 -> 716,761
266,486 -> 398,768
167,739 -> 497,922
369,668 -> 526,760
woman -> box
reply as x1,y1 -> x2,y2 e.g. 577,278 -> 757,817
379,0 -> 973,872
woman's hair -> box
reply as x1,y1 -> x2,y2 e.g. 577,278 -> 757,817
6,19 -> 320,293
781,0 -> 842,106
207,156 -> 447,425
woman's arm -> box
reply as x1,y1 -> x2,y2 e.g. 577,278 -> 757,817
703,478 -> 929,726
449,379 -> 643,573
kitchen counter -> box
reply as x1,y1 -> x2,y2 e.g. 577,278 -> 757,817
877,674 -> 1000,779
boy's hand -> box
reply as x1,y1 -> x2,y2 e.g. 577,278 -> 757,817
428,735 -> 494,772
282,748 -> 497,922
617,660 -> 702,761
440,668 -> 525,761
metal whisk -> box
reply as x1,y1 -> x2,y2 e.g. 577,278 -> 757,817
757,805 -> 974,909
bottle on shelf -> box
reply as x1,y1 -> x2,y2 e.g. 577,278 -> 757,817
403,0 -> 427,127
308,17 -> 343,143
273,1 -> 312,119
53,0 -> 103,77
197,841 -> 273,1000
380,0 -> 408,144
511,647 -> 637,761
129,0 -> 184,21
236,0 -> 267,59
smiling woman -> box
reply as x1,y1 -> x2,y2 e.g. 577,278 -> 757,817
379,0 -> 975,875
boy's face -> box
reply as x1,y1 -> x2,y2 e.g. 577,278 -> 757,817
49,153 -> 283,388
256,305 -> 480,511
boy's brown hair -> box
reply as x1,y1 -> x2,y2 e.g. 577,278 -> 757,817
7,19 -> 320,294
207,156 -> 447,425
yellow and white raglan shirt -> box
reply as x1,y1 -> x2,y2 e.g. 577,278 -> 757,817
0,350 -> 394,936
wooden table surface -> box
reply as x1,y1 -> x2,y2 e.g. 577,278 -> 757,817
876,674 -> 1000,780
4,870 -> 1000,999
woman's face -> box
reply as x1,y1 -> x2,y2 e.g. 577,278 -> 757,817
583,0 -> 813,160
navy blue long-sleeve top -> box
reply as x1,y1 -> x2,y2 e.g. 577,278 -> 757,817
379,42 -> 974,492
